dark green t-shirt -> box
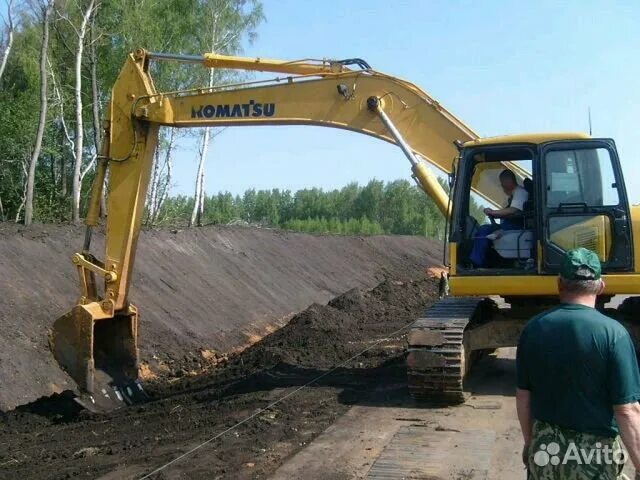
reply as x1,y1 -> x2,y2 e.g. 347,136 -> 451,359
517,303 -> 640,437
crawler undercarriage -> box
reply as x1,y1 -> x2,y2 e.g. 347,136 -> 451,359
407,295 -> 640,402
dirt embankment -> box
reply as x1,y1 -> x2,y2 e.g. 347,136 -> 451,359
0,224 -> 441,411
0,270 -> 440,480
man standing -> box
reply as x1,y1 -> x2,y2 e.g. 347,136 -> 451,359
517,248 -> 640,479
470,168 -> 528,267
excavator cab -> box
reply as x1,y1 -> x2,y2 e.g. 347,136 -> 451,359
451,144 -> 536,272
408,136 -> 637,403
450,137 -> 634,277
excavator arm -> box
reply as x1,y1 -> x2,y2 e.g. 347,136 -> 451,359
51,49 -> 515,409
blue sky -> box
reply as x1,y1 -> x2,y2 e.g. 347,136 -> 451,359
171,0 -> 639,201
49,1 -> 640,201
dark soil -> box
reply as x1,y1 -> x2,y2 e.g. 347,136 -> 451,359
0,272 -> 439,480
0,223 -> 441,411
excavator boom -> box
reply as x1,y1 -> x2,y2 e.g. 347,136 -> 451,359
50,49 -> 524,410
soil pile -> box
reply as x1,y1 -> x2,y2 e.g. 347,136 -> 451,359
0,223 -> 441,411
0,272 -> 439,480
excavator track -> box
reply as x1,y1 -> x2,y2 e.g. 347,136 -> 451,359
406,297 -> 482,403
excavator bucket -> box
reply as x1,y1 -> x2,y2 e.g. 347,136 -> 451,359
51,303 -> 147,412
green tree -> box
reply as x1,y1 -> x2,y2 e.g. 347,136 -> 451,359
353,179 -> 384,222
0,0 -> 265,225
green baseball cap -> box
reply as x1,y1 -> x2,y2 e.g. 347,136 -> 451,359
560,248 -> 602,280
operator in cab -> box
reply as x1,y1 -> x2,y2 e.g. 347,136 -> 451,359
516,248 -> 640,480
469,168 -> 528,268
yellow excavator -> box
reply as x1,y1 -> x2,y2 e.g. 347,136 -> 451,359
51,49 -> 640,410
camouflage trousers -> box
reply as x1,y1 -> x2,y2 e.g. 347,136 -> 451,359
527,420 -> 626,480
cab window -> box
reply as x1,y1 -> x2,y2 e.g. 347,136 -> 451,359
545,148 -> 619,207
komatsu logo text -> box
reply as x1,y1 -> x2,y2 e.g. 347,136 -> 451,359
191,100 -> 275,119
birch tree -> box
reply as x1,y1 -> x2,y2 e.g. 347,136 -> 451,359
58,0 -> 97,223
147,127 -> 177,225
24,0 -> 54,225
189,0 -> 264,226
87,7 -> 107,215
190,112 -> 210,226
0,0 -> 264,224
15,158 -> 28,222
49,57 -> 75,184
0,0 -> 15,83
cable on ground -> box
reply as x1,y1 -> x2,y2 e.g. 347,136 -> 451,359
138,320 -> 415,479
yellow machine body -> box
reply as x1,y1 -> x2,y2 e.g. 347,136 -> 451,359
50,49 -> 640,404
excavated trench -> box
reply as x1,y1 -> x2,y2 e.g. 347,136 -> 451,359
0,223 -> 441,412
0,265 -> 439,479
0,223 -> 444,478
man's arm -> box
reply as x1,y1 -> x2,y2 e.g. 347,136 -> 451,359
614,402 -> 640,473
484,206 -> 519,218
516,388 -> 533,445
516,328 -> 533,467
485,186 -> 528,218
517,388 -> 533,467
607,331 -> 640,475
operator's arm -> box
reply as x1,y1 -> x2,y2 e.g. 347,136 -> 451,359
485,185 -> 528,218
608,331 -> 640,473
484,206 -> 519,218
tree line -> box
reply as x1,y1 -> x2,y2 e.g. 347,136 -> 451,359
0,0 -> 264,225
151,179 -> 485,239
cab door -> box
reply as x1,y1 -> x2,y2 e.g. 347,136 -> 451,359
539,139 -> 633,273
